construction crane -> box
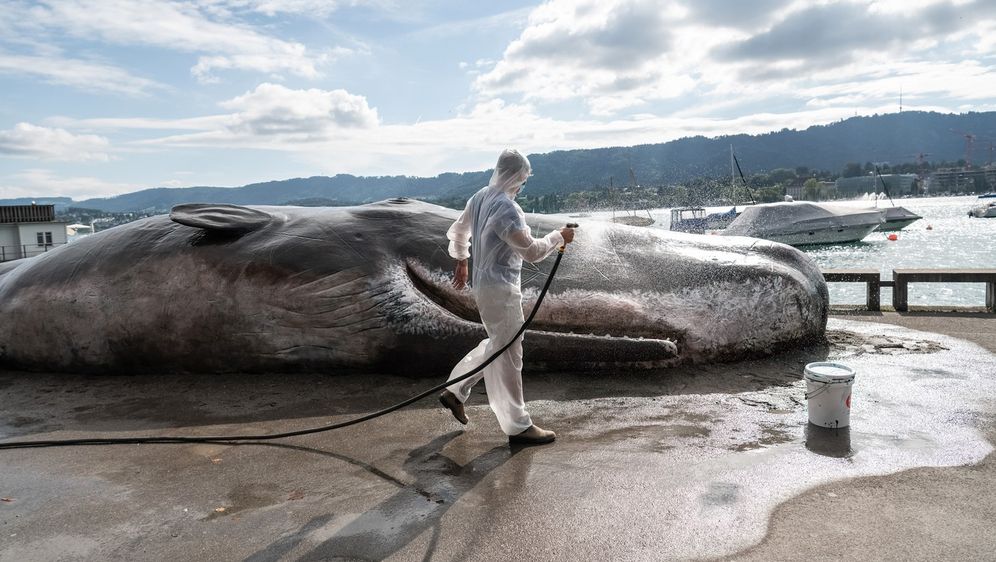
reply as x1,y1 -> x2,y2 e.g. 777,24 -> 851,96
906,152 -> 931,178
951,129 -> 977,168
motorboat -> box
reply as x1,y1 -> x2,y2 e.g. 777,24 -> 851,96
669,207 -> 706,233
877,206 -> 922,231
969,196 -> 996,218
721,201 -> 884,246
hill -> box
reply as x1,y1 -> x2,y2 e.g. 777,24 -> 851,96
5,111 -> 994,212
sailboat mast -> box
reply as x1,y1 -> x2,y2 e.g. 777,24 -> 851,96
730,145 -> 736,203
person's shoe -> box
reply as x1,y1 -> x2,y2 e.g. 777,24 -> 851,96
439,390 -> 468,425
509,425 -> 556,445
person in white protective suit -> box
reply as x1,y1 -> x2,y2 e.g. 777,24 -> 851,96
438,149 -> 575,445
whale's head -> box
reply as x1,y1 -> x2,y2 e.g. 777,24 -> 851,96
385,200 -> 829,370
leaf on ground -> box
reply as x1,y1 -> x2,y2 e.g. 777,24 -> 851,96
288,490 -> 304,501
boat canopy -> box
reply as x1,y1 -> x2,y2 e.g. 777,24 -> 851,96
724,201 -> 882,237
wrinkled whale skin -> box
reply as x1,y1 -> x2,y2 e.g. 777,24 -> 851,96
0,199 -> 827,374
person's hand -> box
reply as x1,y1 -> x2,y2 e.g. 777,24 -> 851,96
560,227 -> 575,244
452,260 -> 468,289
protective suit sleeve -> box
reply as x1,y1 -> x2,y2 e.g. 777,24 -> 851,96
501,226 -> 565,264
447,200 -> 472,260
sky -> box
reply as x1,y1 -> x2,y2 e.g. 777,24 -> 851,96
1,0 -> 995,200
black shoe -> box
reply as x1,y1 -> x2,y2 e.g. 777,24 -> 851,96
439,390 -> 468,425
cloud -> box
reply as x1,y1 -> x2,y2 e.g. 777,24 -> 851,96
87,83 -> 382,148
475,0 -> 686,111
201,0 -> 400,18
219,82 -> 380,134
715,0 -> 996,69
0,169 -> 135,200
0,123 -> 110,161
408,6 -> 533,40
3,0 -> 347,82
473,0 -> 996,117
680,0 -> 792,28
0,51 -> 162,96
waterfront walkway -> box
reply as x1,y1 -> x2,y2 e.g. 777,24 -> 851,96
1,312 -> 994,560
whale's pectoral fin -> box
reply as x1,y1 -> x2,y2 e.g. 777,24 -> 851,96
0,260 -> 21,279
170,204 -> 273,232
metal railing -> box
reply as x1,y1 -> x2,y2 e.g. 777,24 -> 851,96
823,268 -> 996,313
0,243 -> 69,263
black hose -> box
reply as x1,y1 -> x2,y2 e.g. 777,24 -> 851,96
0,249 -> 567,450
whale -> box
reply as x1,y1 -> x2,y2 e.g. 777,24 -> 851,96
0,198 -> 828,374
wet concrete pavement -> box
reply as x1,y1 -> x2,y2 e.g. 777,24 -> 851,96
1,313 -> 995,561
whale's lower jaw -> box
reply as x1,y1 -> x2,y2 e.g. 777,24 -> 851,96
523,331 -> 679,370
400,259 -> 681,367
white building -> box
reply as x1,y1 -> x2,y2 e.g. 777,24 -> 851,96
0,204 -> 70,263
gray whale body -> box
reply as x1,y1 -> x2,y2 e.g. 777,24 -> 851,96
0,199 -> 828,374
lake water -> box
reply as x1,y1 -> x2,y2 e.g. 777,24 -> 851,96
582,196 -> 995,308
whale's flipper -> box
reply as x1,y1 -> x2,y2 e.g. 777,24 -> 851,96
170,204 -> 273,232
0,260 -> 21,279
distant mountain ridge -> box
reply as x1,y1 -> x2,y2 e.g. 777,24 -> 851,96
5,111 -> 995,213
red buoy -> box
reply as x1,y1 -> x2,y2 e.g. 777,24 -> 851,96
887,233 -> 898,241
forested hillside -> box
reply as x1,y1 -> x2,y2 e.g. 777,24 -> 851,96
6,111 -> 991,213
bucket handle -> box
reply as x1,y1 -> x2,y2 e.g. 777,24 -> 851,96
804,378 -> 852,400
804,382 -> 832,400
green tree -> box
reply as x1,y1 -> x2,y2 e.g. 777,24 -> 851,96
767,168 -> 797,184
756,186 -> 783,203
842,162 -> 863,178
802,178 -> 820,200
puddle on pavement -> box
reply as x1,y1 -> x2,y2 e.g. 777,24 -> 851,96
511,318 -> 996,559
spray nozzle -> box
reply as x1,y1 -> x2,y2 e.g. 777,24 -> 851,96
559,223 -> 578,253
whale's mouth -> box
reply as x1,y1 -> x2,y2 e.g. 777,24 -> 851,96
404,260 -> 679,364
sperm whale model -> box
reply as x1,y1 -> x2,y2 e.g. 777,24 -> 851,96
0,199 -> 828,374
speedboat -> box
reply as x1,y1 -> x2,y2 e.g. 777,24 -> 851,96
877,206 -> 922,231
969,195 -> 996,218
721,201 -> 884,246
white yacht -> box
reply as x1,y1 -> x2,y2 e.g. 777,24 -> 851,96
721,201 -> 884,246
969,194 -> 996,218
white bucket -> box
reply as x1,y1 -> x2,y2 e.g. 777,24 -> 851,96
804,362 -> 855,428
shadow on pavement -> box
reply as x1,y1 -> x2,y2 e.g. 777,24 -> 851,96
242,431 -> 518,562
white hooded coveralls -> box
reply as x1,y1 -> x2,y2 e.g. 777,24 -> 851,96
445,149 -> 564,435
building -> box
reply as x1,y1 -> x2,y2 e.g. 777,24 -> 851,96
0,204 -> 70,263
927,166 -> 996,193
834,174 -> 920,197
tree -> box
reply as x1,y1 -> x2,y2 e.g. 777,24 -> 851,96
756,186 -> 783,203
842,162 -> 863,178
802,178 -> 820,200
767,168 -> 797,184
